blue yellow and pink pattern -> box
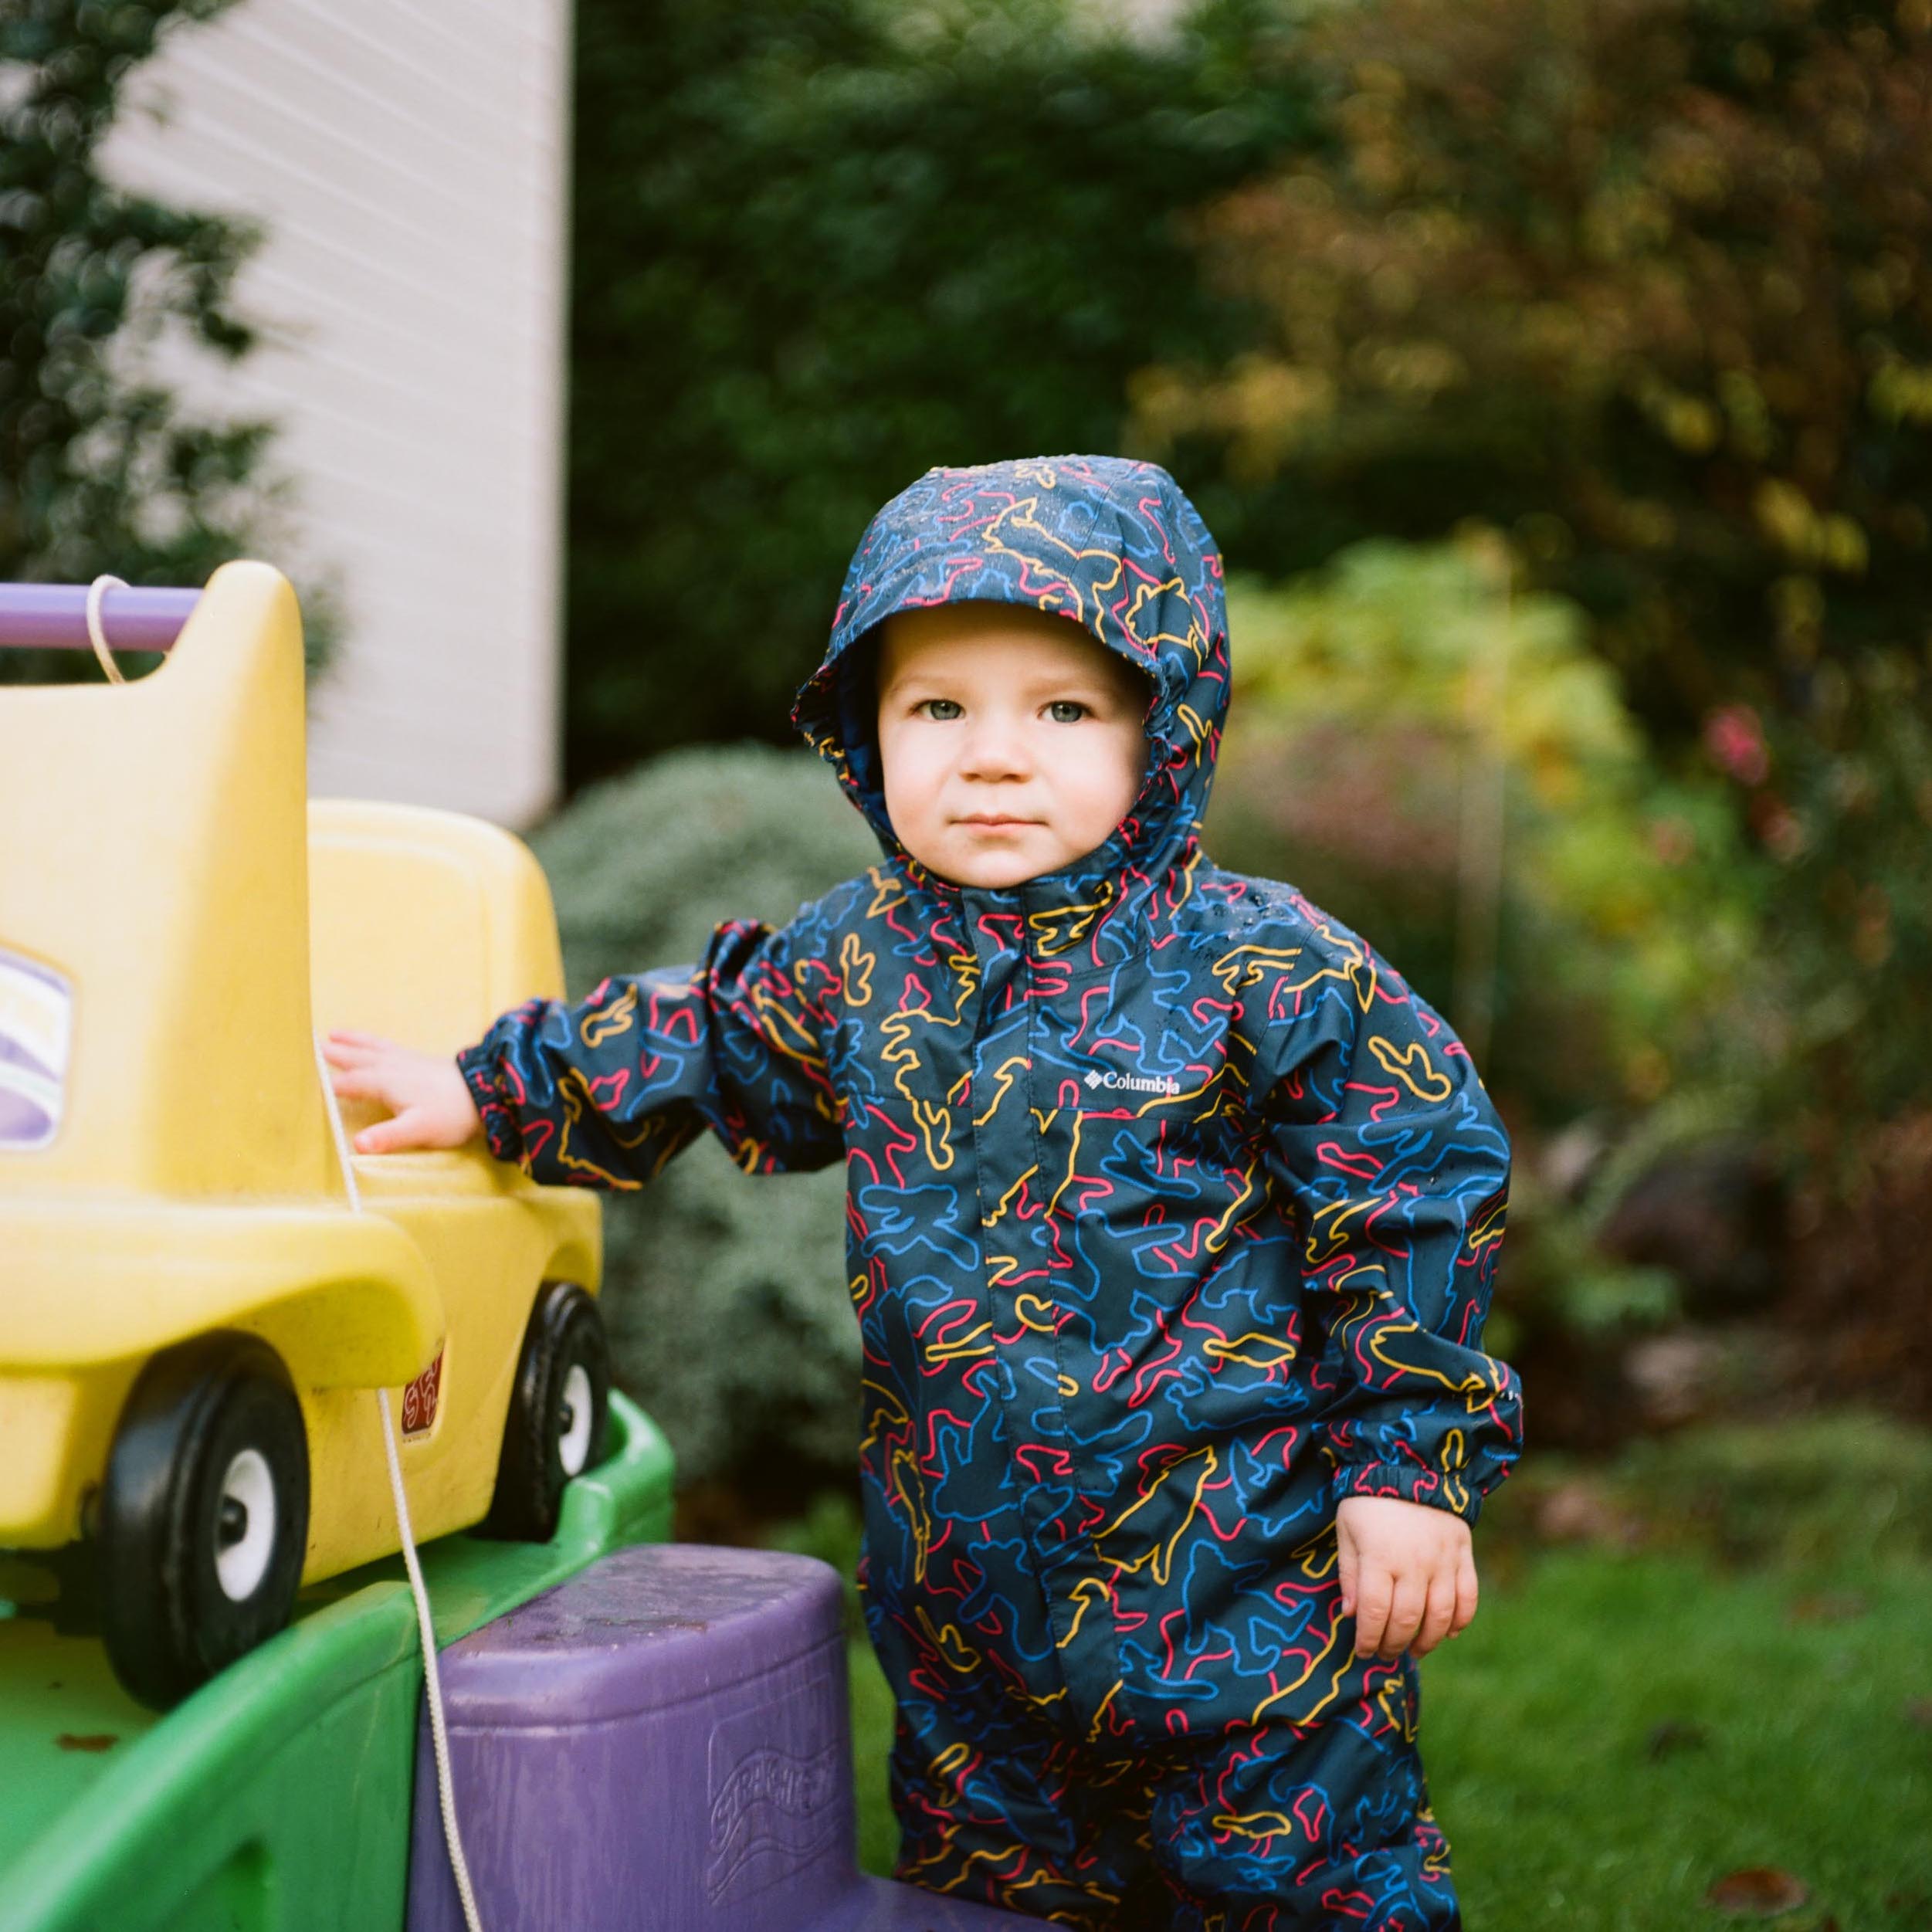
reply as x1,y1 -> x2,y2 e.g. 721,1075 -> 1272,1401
459,456 -> 1520,1928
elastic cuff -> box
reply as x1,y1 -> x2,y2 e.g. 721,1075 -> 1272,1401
455,1042 -> 524,1164
1331,1459 -> 1484,1526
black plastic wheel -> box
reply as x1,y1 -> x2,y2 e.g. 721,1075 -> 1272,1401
481,1281 -> 611,1542
96,1334 -> 310,1710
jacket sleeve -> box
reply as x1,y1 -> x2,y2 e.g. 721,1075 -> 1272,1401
1254,920 -> 1521,1525
455,907 -> 844,1189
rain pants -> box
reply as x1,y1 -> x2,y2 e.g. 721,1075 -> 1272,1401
458,456 -> 1522,1930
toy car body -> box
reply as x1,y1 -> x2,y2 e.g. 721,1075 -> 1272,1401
0,563 -> 606,1703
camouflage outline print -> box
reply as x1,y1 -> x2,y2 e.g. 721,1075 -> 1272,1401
459,456 -> 1517,1928
891,1653 -> 1456,1930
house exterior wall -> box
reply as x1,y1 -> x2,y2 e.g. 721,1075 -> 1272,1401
102,0 -> 573,829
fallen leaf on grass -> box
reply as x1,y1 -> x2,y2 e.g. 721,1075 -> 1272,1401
1903,1698 -> 1932,1729
1705,1867 -> 1811,1915
1784,1590 -> 1868,1625
54,1733 -> 117,1753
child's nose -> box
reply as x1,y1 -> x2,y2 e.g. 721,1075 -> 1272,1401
958,718 -> 1030,781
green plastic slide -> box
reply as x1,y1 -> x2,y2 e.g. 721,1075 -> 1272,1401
0,1391 -> 673,1931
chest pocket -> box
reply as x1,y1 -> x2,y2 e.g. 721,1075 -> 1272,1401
1025,988 -> 1258,1287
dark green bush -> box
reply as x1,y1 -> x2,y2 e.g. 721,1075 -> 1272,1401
531,743 -> 880,1493
0,2 -> 310,671
566,0 -> 1313,780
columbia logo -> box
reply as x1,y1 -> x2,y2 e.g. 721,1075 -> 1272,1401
1084,1066 -> 1181,1097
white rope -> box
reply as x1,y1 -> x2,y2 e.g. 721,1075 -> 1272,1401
84,575 -> 129,684
313,1034 -> 485,1932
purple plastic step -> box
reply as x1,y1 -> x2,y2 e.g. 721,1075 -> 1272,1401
405,1544 -> 1032,1932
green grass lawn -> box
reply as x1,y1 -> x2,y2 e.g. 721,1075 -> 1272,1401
1421,1545 -> 1932,1929
785,1412 -> 1932,1926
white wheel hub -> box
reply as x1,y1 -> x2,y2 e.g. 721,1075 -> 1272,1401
215,1448 -> 277,1602
558,1364 -> 594,1476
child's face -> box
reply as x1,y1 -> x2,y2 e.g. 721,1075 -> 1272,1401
874,603 -> 1148,890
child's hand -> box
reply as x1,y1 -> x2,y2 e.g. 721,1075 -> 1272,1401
1335,1493 -> 1479,1661
322,1029 -> 482,1154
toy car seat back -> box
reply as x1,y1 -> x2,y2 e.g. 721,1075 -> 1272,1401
307,800 -> 567,1063
0,562 -> 340,1202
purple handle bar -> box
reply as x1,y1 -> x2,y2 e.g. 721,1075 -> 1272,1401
0,582 -> 200,652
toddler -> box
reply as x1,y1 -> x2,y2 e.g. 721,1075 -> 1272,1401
327,456 -> 1522,1930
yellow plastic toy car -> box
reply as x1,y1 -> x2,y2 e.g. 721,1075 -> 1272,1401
0,563 -> 608,1708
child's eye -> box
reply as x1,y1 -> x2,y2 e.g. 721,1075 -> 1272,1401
917,698 -> 964,720
1046,700 -> 1089,724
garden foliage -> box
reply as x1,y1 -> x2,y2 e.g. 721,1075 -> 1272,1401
0,0 -> 290,676
1211,539 -> 1764,1130
1137,0 -> 1932,1179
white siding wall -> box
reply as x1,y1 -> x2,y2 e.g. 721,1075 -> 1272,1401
102,0 -> 572,829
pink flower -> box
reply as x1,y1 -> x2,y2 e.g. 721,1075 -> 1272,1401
1703,703 -> 1769,786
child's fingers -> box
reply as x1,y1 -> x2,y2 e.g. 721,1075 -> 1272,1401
1452,1546 -> 1480,1637
1351,1564 -> 1393,1658
353,1109 -> 416,1154
327,1067 -> 388,1102
1381,1570 -> 1427,1659
1336,1523 -> 1359,1618
1411,1569 -> 1459,1658
322,1036 -> 381,1067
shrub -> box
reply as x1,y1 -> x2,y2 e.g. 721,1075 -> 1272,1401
0,2 -> 307,673
530,743 -> 880,1494
565,0 -> 1312,778
1209,537 -> 1765,1129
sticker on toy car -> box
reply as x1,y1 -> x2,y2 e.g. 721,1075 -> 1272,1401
0,947 -> 69,1151
401,1349 -> 443,1438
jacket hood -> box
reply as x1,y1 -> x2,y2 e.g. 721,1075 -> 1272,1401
791,456 -> 1229,929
